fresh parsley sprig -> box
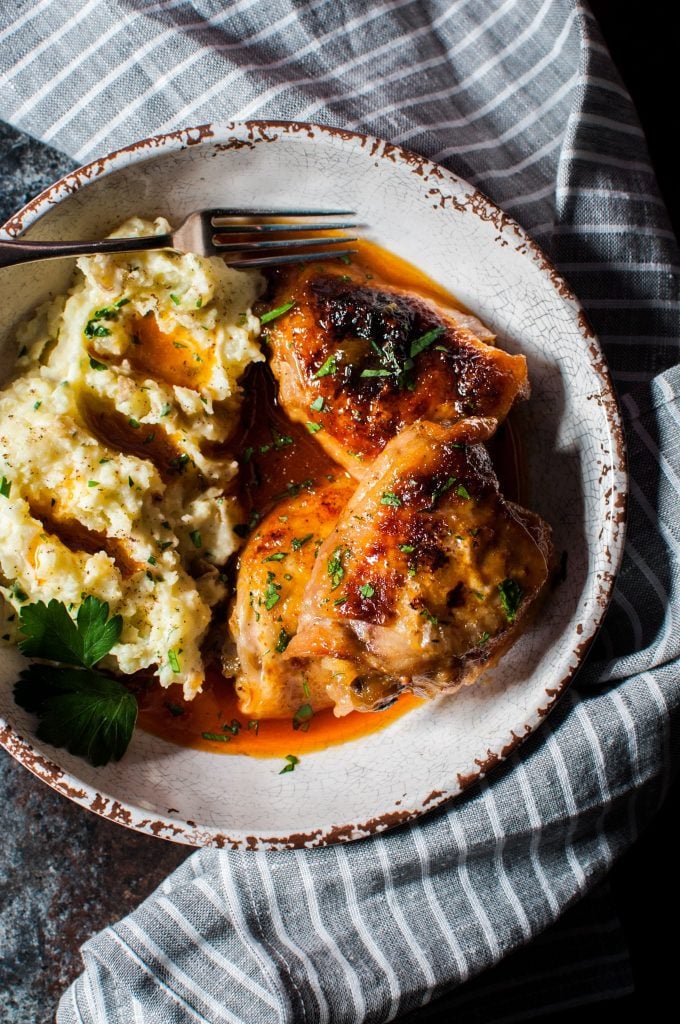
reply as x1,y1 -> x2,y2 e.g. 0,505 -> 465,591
14,597 -> 136,767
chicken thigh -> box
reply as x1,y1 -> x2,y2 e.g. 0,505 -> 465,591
285,418 -> 552,712
265,261 -> 528,477
229,476 -> 357,718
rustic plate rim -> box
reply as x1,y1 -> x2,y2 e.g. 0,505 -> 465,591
0,120 -> 628,849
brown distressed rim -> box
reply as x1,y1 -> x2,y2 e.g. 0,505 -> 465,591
0,121 -> 628,849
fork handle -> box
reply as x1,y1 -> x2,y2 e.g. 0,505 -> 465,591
0,233 -> 173,269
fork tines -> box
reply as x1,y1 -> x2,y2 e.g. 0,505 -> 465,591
209,209 -> 358,269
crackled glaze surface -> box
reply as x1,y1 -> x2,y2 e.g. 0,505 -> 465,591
0,122 -> 626,849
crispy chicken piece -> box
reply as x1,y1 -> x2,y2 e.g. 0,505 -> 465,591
265,262 -> 528,477
285,418 -> 552,713
228,476 -> 357,718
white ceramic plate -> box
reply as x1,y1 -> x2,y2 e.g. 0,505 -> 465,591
0,122 -> 626,849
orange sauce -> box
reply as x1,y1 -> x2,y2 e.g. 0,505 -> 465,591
137,668 -> 422,757
127,313 -> 212,391
136,241 -> 523,756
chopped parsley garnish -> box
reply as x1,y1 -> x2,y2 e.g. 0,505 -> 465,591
13,597 -> 133,767
89,356 -> 108,371
264,574 -> 281,610
87,480 -> 99,488
380,491 -> 401,507
276,628 -> 292,653
85,322 -> 112,338
291,534 -> 313,551
263,552 -> 287,562
201,731 -> 231,743
0,476 -> 11,498
223,719 -> 242,735
419,607 -> 439,626
498,578 -> 523,622
478,631 -> 490,645
334,596 -> 348,606
241,446 -> 254,463
279,753 -> 300,774
360,368 -> 392,378
409,326 -> 445,358
169,293 -> 181,305
314,354 -> 337,378
358,583 -> 375,598
128,417 -> 140,429
168,648 -> 181,672
114,297 -> 130,308
189,530 -> 202,549
456,485 -> 471,499
327,547 -> 347,590
293,703 -> 313,731
248,720 -> 260,735
399,543 -> 414,553
306,421 -> 322,433
310,396 -> 325,412
272,428 -> 293,449
160,403 -> 172,417
234,509 -> 262,538
429,476 -> 456,509
260,300 -> 295,325
166,702 -> 184,716
33,400 -> 42,410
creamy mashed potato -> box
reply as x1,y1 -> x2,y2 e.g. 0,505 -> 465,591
0,217 -> 263,697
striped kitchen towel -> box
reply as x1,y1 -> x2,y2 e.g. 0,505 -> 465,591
0,1 -> 678,1021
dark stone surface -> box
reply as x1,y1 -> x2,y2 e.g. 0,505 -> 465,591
0,122 -> 190,1024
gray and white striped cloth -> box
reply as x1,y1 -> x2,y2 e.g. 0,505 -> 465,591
1,1 -> 678,1021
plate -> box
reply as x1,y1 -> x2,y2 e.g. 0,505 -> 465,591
0,122 -> 626,849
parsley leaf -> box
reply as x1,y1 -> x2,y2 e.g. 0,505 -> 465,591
276,628 -> 293,653
18,596 -> 122,668
292,533 -> 313,551
314,354 -> 337,378
358,583 -> 375,598
279,753 -> 300,774
310,396 -> 325,412
498,578 -> 523,622
0,476 -> 11,498
260,300 -> 295,325
327,547 -> 347,590
306,421 -> 322,433
14,664 -> 136,766
292,703 -> 313,731
380,491 -> 401,507
409,326 -> 445,358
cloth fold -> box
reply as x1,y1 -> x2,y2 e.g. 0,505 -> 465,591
0,1 -> 678,1021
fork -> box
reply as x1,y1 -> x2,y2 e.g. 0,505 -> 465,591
0,208 -> 358,269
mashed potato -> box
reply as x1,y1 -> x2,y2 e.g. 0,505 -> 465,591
0,217 -> 264,697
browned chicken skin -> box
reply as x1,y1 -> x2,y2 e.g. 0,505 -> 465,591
229,477 -> 358,718
284,418 -> 552,712
265,261 -> 529,477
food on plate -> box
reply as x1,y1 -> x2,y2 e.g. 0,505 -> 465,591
285,417 -> 552,714
229,477 -> 356,718
1,229 -> 552,765
0,217 -> 263,697
265,261 -> 529,477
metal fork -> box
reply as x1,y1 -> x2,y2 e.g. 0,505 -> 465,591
0,209 -> 358,269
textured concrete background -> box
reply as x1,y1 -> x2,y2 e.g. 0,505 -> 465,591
0,121 -> 190,1024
